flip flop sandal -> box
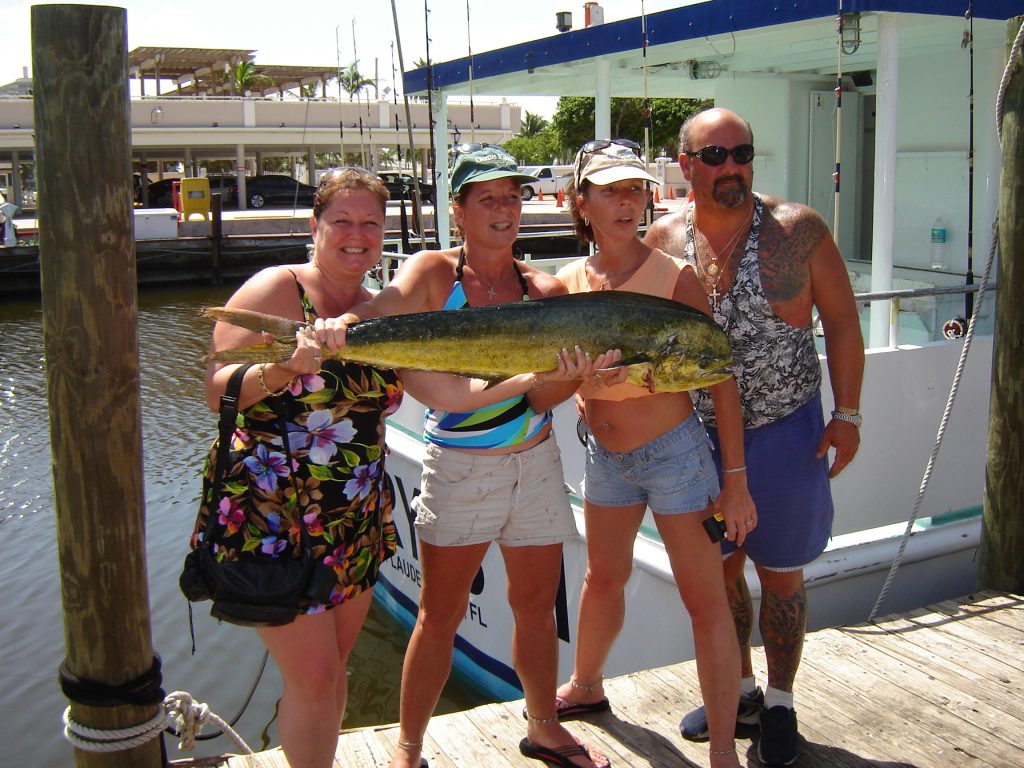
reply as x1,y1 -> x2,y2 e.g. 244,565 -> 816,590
519,737 -> 611,768
521,696 -> 611,722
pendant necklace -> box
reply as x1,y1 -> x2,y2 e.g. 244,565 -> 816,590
471,266 -> 507,300
693,210 -> 751,310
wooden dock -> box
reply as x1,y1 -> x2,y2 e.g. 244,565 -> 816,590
181,592 -> 1024,767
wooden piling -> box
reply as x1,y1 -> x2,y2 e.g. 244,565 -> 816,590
32,5 -> 163,767
980,16 -> 1024,592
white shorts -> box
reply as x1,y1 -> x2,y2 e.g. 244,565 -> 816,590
413,434 -> 578,547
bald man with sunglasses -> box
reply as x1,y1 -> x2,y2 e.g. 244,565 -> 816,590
645,108 -> 864,767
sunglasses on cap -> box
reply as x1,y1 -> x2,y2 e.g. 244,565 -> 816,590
448,142 -> 495,165
580,138 -> 642,155
683,144 -> 755,166
318,166 -> 376,186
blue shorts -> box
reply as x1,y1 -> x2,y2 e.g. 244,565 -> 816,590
582,412 -> 720,515
708,392 -> 834,570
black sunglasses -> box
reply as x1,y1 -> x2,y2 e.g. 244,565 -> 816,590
580,138 -> 642,155
684,144 -> 755,166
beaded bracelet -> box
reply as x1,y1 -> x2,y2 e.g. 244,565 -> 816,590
256,363 -> 292,397
722,464 -> 747,474
709,746 -> 737,756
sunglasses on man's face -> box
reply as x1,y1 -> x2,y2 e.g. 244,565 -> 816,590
683,144 -> 755,167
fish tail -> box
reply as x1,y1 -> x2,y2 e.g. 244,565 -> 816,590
203,306 -> 308,337
203,340 -> 297,364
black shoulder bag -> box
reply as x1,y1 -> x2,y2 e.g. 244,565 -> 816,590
179,364 -> 335,629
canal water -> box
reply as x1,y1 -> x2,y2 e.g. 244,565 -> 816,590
0,284 -> 487,767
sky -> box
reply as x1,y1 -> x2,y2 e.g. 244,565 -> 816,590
2,0 -> 693,119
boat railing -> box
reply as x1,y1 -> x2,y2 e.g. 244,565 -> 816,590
852,283 -> 995,348
372,253 -> 995,349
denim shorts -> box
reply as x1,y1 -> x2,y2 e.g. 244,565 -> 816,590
582,412 -> 720,515
708,392 -> 835,570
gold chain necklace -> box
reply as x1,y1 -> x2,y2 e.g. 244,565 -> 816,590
693,211 -> 751,309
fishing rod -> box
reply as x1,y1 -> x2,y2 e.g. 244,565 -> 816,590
964,2 -> 976,319
833,0 -> 845,246
641,0 -> 652,227
466,0 -> 475,143
390,0 -> 428,250
423,0 -> 438,192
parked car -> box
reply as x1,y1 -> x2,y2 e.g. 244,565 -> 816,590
144,178 -> 178,208
243,174 -> 317,209
378,170 -> 436,205
518,165 -> 573,201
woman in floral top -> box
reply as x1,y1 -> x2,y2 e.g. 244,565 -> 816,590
199,167 -> 580,768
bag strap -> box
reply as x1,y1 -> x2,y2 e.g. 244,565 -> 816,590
203,363 -> 314,557
200,364 -> 254,545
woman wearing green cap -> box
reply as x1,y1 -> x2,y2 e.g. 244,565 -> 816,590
316,146 -> 612,768
550,139 -> 755,768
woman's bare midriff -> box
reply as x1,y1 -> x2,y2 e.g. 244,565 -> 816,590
585,392 -> 695,453
447,423 -> 553,456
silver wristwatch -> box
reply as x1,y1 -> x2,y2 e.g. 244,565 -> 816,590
831,408 -> 862,428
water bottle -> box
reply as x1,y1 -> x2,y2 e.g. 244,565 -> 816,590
930,217 -> 948,271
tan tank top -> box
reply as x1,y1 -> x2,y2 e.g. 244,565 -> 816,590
557,248 -> 688,401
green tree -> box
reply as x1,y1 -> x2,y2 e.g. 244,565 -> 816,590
520,111 -> 550,138
227,60 -> 273,95
551,96 -> 711,158
299,82 -> 321,99
505,127 -> 562,165
339,61 -> 374,101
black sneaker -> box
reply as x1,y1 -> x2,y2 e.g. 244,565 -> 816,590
678,686 -> 764,742
757,705 -> 799,766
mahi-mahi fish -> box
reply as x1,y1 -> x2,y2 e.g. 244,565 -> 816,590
204,291 -> 733,393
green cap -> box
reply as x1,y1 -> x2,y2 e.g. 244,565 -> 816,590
450,146 -> 539,196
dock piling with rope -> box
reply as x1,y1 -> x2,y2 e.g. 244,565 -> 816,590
33,5 -> 164,766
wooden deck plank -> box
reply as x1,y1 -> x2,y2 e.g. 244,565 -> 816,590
208,593 -> 1024,768
838,623 -> 1024,724
804,630 -> 1011,766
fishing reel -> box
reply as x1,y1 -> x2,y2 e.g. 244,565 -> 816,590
942,316 -> 967,339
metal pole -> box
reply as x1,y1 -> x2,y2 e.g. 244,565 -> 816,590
391,0 -> 428,249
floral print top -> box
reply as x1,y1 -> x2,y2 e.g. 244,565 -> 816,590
192,275 -> 404,611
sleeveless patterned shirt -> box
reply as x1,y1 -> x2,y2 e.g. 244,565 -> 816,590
684,194 -> 821,428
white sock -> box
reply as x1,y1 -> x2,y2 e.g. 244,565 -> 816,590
740,676 -> 758,697
763,686 -> 794,710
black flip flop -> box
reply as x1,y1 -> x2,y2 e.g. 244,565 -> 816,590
522,696 -> 611,722
519,737 -> 610,768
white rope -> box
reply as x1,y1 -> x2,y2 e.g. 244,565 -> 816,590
165,690 -> 254,755
869,18 -> 1022,620
995,19 -> 1024,144
63,705 -> 169,753
62,690 -> 254,755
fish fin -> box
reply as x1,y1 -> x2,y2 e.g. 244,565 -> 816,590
203,340 -> 296,364
204,306 -> 308,337
603,353 -> 652,370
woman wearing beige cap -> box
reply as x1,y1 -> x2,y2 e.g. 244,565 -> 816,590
552,139 -> 755,768
316,146 -> 612,768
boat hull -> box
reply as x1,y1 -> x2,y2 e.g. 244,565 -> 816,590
375,337 -> 988,700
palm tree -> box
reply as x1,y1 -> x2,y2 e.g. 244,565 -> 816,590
520,111 -> 549,138
227,60 -> 273,95
339,61 -> 374,101
299,82 -> 320,99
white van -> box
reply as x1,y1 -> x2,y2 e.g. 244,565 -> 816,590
518,165 -> 573,200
